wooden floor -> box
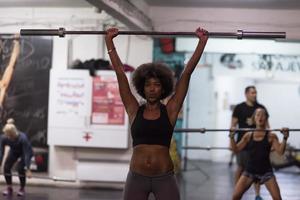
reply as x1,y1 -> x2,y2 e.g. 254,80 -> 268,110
1,160 -> 300,200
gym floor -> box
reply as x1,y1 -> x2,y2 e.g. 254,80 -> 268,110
1,160 -> 299,200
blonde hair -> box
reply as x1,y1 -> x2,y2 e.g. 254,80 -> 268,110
3,118 -> 18,136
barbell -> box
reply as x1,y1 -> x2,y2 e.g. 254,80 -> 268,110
20,27 -> 286,39
0,173 -> 76,182
0,35 -> 20,40
182,146 -> 300,151
174,128 -> 300,133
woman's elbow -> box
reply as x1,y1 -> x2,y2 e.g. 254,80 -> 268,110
279,150 -> 285,156
275,148 -> 285,156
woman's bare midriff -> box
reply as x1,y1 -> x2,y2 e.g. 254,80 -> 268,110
130,144 -> 174,176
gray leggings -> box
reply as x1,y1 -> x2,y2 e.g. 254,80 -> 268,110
123,170 -> 180,200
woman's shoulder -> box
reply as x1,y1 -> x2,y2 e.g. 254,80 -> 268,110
0,134 -> 4,141
19,132 -> 29,140
267,132 -> 278,142
0,134 -> 8,144
243,131 -> 252,140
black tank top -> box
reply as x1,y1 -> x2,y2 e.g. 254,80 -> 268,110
246,131 -> 273,174
131,104 -> 174,148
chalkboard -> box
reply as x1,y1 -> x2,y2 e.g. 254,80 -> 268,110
0,35 -> 53,147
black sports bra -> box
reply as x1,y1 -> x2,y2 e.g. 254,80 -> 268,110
131,104 -> 174,148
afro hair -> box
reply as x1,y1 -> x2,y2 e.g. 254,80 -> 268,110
132,62 -> 174,100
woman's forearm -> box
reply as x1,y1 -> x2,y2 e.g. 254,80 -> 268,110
184,39 -> 207,75
2,39 -> 20,86
230,137 -> 238,153
105,38 -> 124,75
278,139 -> 287,155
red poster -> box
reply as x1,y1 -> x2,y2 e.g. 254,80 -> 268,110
92,75 -> 125,125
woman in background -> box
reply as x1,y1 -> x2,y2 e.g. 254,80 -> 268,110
230,108 -> 289,200
0,118 -> 33,197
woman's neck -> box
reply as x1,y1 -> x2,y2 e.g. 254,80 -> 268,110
145,102 -> 160,110
255,125 -> 266,134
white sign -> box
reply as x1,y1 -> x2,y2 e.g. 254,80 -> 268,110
213,53 -> 300,82
47,69 -> 129,149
